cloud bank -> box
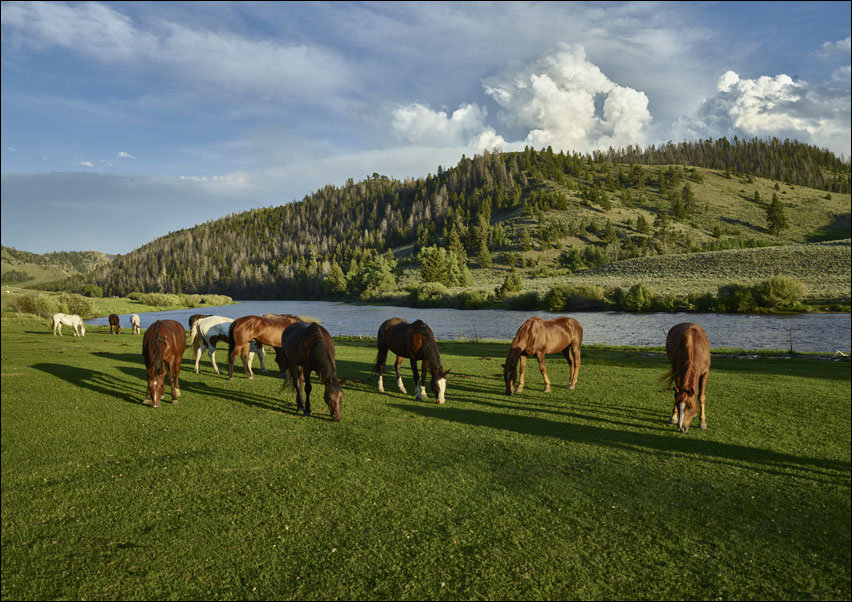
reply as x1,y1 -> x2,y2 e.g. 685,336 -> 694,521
674,70 -> 851,157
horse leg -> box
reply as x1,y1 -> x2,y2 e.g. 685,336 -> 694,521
516,355 -> 527,392
698,371 -> 708,429
303,370 -> 313,417
257,344 -> 267,373
562,346 -> 579,390
411,357 -> 423,400
376,344 -> 388,392
536,351 -> 551,393
195,344 -> 204,374
209,344 -> 221,375
419,359 -> 429,400
170,360 -> 181,403
395,355 -> 407,394
670,401 -> 679,424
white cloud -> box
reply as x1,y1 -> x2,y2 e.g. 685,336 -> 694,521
834,65 -> 852,82
391,103 -> 493,148
482,43 -> 652,153
80,161 -> 94,167
117,151 -> 135,158
673,70 -> 851,157
815,36 -> 851,58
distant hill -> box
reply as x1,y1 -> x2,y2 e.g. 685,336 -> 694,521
33,138 -> 851,303
1,246 -> 114,287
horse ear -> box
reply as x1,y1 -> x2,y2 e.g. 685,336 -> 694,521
685,387 -> 695,397
500,363 -> 506,368
444,369 -> 451,377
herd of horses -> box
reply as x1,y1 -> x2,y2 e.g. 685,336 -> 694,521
54,311 -> 711,432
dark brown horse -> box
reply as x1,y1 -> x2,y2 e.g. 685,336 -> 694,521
663,322 -> 710,433
108,313 -> 121,335
274,322 -> 342,421
227,314 -> 300,379
188,313 -> 213,329
502,316 -> 582,395
375,318 -> 449,403
142,319 -> 187,408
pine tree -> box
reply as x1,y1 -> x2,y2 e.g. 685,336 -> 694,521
766,195 -> 789,235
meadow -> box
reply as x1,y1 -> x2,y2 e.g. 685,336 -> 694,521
1,314 -> 850,600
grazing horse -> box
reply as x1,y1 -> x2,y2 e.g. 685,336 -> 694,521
142,319 -> 187,408
130,314 -> 141,335
108,314 -> 121,335
375,318 -> 449,403
188,313 -> 213,330
275,322 -> 342,421
227,314 -> 300,379
50,313 -> 85,337
189,315 -> 265,375
502,316 -> 582,395
663,322 -> 710,433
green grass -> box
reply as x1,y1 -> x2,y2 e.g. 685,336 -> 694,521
2,315 -> 850,600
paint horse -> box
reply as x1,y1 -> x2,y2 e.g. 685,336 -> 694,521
663,322 -> 710,433
142,319 -> 187,408
188,314 -> 213,330
50,312 -> 85,337
275,321 -> 342,421
189,315 -> 266,375
130,314 -> 141,335
108,313 -> 121,335
227,314 -> 300,379
375,318 -> 448,403
502,316 -> 582,395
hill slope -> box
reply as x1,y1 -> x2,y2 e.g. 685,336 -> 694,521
33,139 -> 852,302
1,246 -> 113,287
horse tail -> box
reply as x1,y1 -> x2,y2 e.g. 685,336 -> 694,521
228,320 -> 237,357
189,320 -> 202,349
659,368 -> 675,391
307,324 -> 337,381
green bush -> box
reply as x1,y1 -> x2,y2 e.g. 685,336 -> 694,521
59,293 -> 94,318
755,276 -> 808,308
504,291 -> 539,310
715,284 -> 758,313
408,282 -> 451,308
138,293 -> 182,307
80,284 -> 103,298
455,290 -> 494,309
128,292 -> 144,300
544,285 -> 607,312
9,294 -> 61,318
622,283 -> 654,312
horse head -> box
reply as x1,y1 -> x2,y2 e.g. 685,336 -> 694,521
325,383 -> 343,422
430,368 -> 450,404
502,349 -> 522,395
146,358 -> 166,408
673,386 -> 698,433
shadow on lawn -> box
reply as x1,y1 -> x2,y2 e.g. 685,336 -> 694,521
392,402 -> 849,483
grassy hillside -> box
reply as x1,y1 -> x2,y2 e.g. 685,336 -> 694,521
1,246 -> 113,287
1,314 -> 849,600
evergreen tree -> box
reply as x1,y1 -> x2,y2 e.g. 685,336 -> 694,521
326,261 -> 347,294
766,195 -> 789,235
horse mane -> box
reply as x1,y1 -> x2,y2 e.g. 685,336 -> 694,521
662,328 -> 696,394
147,322 -> 166,373
411,320 -> 444,377
305,324 -> 339,387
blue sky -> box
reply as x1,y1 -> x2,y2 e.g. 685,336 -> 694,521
2,1 -> 850,255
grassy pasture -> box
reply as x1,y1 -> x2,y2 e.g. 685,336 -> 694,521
1,315 -> 850,600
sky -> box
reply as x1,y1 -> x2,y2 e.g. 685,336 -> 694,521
1,1 -> 850,255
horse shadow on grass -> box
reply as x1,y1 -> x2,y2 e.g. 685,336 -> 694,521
391,403 -> 849,484
33,363 -> 145,405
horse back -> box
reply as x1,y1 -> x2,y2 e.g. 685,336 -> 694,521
144,320 -> 186,367
377,318 -> 411,356
666,322 -> 710,382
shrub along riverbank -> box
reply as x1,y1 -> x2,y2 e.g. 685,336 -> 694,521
1,314 -> 849,600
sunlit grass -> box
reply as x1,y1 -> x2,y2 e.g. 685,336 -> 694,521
2,315 -> 849,600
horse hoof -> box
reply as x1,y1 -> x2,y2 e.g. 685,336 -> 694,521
568,384 -> 576,390
669,417 -> 677,424
303,411 -> 312,417
700,422 -> 707,429
437,399 -> 445,405
142,398 -> 152,406
378,387 -> 384,393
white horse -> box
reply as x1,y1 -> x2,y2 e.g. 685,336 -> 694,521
189,315 -> 266,375
130,314 -> 141,335
51,313 -> 86,337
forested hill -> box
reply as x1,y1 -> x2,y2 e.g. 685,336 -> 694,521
2,246 -> 113,286
39,137 -> 851,299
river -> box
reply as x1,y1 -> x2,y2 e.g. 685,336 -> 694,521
85,300 -> 851,353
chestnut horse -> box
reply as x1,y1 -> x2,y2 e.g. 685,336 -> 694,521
130,314 -> 141,335
502,316 -> 582,395
663,322 -> 710,433
227,314 -> 300,379
375,318 -> 449,403
189,315 -> 265,375
275,322 -> 342,421
142,319 -> 186,408
108,313 -> 121,335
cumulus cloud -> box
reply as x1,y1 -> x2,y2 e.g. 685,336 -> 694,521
79,161 -> 94,167
391,103 -> 499,149
117,151 -> 135,158
482,43 -> 652,152
391,43 -> 651,154
674,70 -> 851,157
815,36 -> 851,58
